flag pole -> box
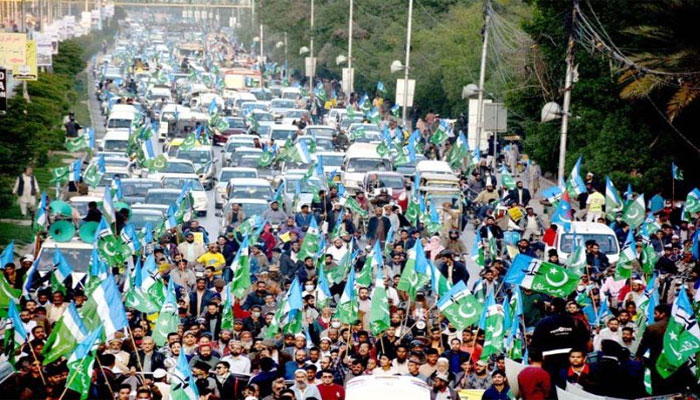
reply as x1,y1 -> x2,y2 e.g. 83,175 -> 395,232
57,369 -> 79,400
27,335 -> 47,385
95,356 -> 116,399
127,326 -> 145,373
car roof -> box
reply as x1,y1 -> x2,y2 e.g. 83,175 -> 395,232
130,208 -> 164,215
147,188 -> 182,194
121,178 -> 161,183
227,197 -> 269,204
221,167 -> 257,172
270,124 -> 298,131
561,221 -> 617,235
228,178 -> 270,186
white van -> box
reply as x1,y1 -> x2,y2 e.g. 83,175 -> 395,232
346,376 -> 430,400
100,130 -> 130,153
547,221 -> 621,264
342,143 -> 392,193
281,87 -> 301,100
106,110 -> 136,130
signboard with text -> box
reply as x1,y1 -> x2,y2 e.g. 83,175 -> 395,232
13,40 -> 38,81
0,33 -> 27,73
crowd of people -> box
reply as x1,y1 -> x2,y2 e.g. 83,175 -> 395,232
2,15 -> 699,400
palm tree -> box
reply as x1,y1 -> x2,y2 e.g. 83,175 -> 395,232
617,0 -> 700,121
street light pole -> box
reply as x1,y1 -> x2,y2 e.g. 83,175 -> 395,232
557,0 -> 577,183
309,0 -> 315,95
402,0 -> 413,128
475,12 -> 490,155
347,0 -> 353,95
284,31 -> 288,82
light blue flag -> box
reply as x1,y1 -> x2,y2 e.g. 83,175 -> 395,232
87,127 -> 95,149
90,247 -> 107,278
70,325 -> 102,360
171,345 -> 199,399
22,257 -> 40,298
94,217 -> 112,243
70,159 -> 81,183
377,81 -> 386,93
142,221 -> 153,245
287,277 -> 303,312
121,223 -> 141,253
53,249 -> 74,283
502,295 -> 512,333
8,300 -> 27,343
0,240 -> 14,269
103,184 -> 116,223
551,194 -> 573,231
93,275 -> 128,338
479,292 -> 495,330
97,154 -> 106,173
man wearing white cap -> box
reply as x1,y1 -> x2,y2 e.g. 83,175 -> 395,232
152,369 -> 170,400
221,340 -> 251,375
291,369 -> 321,400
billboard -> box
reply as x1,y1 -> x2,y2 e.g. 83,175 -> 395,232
13,40 -> 38,81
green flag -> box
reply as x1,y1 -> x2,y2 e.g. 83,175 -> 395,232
397,241 -> 429,300
341,196 -> 368,218
258,150 -> 274,167
336,270 -> 358,324
640,243 -> 658,275
501,168 -> 516,190
231,237 -> 252,299
51,166 -> 69,183
180,132 -> 197,151
66,327 -> 102,400
297,220 -> 321,261
42,303 -> 87,365
437,282 -> 482,330
660,288 -> 700,368
430,124 -> 448,145
622,194 -> 645,228
97,235 -> 132,266
481,302 -> 506,361
152,281 -> 179,346
65,135 -> 89,152
368,269 -> 390,335
404,196 -> 420,225
0,274 -> 20,309
82,164 -> 103,189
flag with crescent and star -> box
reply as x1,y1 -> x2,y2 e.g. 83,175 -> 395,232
505,254 -> 580,298
437,281 -> 483,331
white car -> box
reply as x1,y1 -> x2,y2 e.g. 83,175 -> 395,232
281,109 -> 311,126
225,178 -> 273,202
147,158 -> 196,181
277,174 -> 327,213
304,125 -> 336,139
270,99 -> 297,119
162,175 -> 208,216
218,197 -> 270,236
268,124 -> 298,144
87,167 -> 132,197
215,167 -> 259,209
324,108 -> 347,126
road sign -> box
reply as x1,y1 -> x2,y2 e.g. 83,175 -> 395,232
483,103 -> 507,132
395,78 -> 415,107
305,57 -> 317,78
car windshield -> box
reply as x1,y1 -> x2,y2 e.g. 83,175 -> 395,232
104,140 -> 128,152
255,125 -> 271,136
130,212 -> 163,231
225,141 -> 253,153
177,150 -> 212,165
428,194 -> 461,210
239,157 -> 261,168
284,110 -> 306,118
560,234 -> 619,255
220,170 -> 257,181
107,119 -> 132,129
37,247 -> 91,273
163,162 -> 195,174
347,158 -> 390,172
308,128 -> 335,137
238,202 -> 269,217
271,129 -> 296,141
253,91 -> 272,101
231,186 -> 272,199
316,138 -> 334,150
285,178 -> 323,193
376,175 -> 404,189
252,113 -> 274,122
99,172 -> 124,186
395,165 -> 416,175
272,100 -> 295,109
144,191 -> 180,205
227,118 -> 246,129
321,155 -> 344,166
122,181 -> 161,197
103,158 -> 130,168
163,178 -> 204,191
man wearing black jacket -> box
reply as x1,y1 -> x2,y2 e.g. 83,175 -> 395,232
128,336 -> 166,373
531,298 -> 590,382
437,251 -> 469,285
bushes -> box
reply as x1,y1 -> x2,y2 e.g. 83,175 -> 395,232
0,19 -> 119,209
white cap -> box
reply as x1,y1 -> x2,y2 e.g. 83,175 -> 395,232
22,254 -> 34,262
153,369 -> 167,379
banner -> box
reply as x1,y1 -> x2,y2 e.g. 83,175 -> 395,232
0,33 -> 27,73
13,41 -> 38,81
35,33 -> 53,67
